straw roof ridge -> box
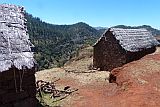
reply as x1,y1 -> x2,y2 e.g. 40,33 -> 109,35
110,28 -> 159,52
0,4 -> 36,72
94,28 -> 159,52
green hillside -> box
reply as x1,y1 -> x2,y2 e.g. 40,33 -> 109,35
25,13 -> 101,70
25,13 -> 160,70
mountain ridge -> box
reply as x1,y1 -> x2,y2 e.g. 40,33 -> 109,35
25,13 -> 160,70
26,13 -> 101,70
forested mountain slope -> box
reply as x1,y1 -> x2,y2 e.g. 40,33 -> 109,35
25,13 -> 101,70
25,13 -> 160,70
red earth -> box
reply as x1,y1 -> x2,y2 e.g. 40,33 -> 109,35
36,53 -> 160,107
58,54 -> 160,107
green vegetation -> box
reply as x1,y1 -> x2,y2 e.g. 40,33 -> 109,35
36,92 -> 61,107
25,13 -> 101,70
25,13 -> 160,70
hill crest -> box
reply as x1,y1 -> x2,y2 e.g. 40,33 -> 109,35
26,13 -> 160,70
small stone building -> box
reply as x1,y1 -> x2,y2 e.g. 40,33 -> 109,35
93,28 -> 159,71
0,4 -> 37,107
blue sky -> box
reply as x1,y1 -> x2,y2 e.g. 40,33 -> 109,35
1,0 -> 160,29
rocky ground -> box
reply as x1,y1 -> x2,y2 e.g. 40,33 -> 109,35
36,47 -> 160,107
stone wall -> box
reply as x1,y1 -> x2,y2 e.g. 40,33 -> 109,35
0,68 -> 36,107
93,31 -> 126,71
126,47 -> 156,63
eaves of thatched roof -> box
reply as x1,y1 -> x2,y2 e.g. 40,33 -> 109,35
0,4 -> 36,72
94,28 -> 159,52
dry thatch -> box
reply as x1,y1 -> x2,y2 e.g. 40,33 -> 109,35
94,28 -> 159,52
0,4 -> 35,72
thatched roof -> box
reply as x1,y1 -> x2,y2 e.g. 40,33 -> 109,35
0,4 -> 36,72
94,28 -> 159,52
